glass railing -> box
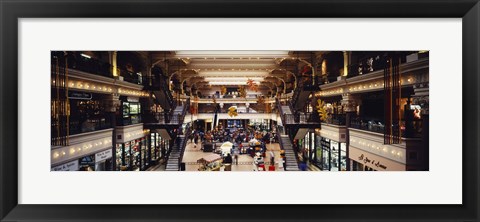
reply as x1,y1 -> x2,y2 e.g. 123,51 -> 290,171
349,118 -> 422,138
349,119 -> 385,134
324,114 -> 346,125
67,55 -> 113,78
118,68 -> 142,85
66,54 -> 145,86
119,115 -> 142,126
67,117 -> 113,135
347,56 -> 385,78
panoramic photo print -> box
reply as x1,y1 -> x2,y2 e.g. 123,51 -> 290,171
51,51 -> 429,171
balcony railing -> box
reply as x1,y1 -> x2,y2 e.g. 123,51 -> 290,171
350,119 -> 385,134
347,56 -> 385,78
324,114 -> 346,125
283,113 -> 319,125
66,118 -> 113,135
179,123 -> 192,162
349,118 -> 422,138
283,114 -> 295,125
65,52 -> 144,85
67,55 -> 113,78
121,115 -> 142,126
118,68 -> 142,85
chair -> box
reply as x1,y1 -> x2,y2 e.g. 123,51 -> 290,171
268,165 -> 275,171
258,164 -> 266,171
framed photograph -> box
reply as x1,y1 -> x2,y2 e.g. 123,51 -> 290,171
1,0 -> 479,221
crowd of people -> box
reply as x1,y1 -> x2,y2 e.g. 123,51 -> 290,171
189,127 -> 276,146
188,126 -> 284,170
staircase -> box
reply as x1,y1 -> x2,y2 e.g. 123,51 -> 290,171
165,135 -> 187,171
280,135 -> 300,171
277,98 -> 295,125
143,68 -> 175,111
290,78 -> 319,112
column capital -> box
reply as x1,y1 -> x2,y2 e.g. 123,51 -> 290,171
103,94 -> 121,112
341,93 -> 361,112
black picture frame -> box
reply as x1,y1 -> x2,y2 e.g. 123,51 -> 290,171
1,0 -> 479,221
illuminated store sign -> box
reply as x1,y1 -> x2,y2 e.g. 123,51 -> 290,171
68,91 -> 92,100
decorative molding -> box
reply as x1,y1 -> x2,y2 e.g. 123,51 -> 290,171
115,124 -> 148,143
318,58 -> 429,97
51,129 -> 113,166
65,69 -> 149,97
349,128 -> 408,164
318,123 -> 347,142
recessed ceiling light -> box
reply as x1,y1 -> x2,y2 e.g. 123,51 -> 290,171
80,53 -> 91,59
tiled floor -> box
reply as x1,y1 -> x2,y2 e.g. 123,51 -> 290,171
180,141 -> 285,171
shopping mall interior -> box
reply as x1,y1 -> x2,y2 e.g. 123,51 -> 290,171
51,51 -> 429,171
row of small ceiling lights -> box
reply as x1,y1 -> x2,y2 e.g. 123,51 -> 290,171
318,77 -> 415,96
53,80 -> 149,97
52,138 -> 112,159
177,57 -> 292,60
314,129 -> 404,160
199,68 -> 272,71
182,68 -> 285,71
350,138 -> 404,160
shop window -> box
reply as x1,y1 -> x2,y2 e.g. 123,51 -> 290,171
340,144 -> 347,171
79,155 -> 95,171
121,101 -> 142,125
330,141 -> 339,171
68,95 -> 112,135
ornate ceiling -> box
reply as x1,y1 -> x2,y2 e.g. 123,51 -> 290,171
149,51 -> 320,96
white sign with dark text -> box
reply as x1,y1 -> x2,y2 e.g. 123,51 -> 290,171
95,149 -> 112,163
51,160 -> 79,171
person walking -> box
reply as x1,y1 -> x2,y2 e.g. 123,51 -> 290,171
194,133 -> 198,148
233,146 -> 240,165
269,150 -> 275,166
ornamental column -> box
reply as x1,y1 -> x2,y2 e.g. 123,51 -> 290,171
315,52 -> 327,84
104,93 -> 121,170
343,51 -> 350,77
341,92 -> 361,171
411,82 -> 429,171
109,51 -> 118,78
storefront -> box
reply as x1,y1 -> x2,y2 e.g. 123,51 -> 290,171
248,119 -> 270,131
299,131 -> 315,162
349,147 -> 406,171
67,91 -> 112,135
149,131 -> 172,164
51,160 -> 79,171
313,125 -> 348,171
120,97 -> 142,126
348,129 -> 407,171
150,132 -> 161,163
79,154 -> 96,171
51,129 -> 113,171
95,149 -> 113,171
115,124 -> 150,171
